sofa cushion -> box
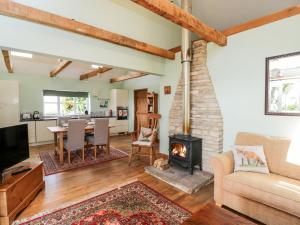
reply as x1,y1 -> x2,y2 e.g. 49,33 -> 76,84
235,132 -> 300,181
223,172 -> 300,217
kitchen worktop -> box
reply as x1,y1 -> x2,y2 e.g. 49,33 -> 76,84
20,116 -> 116,122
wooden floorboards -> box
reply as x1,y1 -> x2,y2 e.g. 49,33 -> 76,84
17,135 -> 214,221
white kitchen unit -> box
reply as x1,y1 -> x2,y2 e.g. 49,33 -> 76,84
109,118 -> 128,135
20,121 -> 36,144
110,89 -> 129,112
20,120 -> 57,146
0,80 -> 20,128
36,120 -> 57,143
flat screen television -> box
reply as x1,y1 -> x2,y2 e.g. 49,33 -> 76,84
0,124 -> 29,173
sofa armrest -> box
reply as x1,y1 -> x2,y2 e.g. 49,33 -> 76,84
211,151 -> 234,205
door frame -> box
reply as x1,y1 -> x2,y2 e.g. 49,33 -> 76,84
134,88 -> 148,131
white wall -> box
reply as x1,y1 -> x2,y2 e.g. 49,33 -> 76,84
207,14 -> 300,150
120,75 -> 161,132
0,0 -> 181,75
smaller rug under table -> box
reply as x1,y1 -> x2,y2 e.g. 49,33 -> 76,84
145,166 -> 213,194
40,147 -> 128,176
13,181 -> 191,225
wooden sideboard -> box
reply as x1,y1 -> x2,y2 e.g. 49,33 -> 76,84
0,162 -> 45,225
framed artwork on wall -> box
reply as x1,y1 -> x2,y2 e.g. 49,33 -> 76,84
164,86 -> 171,95
265,51 -> 300,116
99,99 -> 109,108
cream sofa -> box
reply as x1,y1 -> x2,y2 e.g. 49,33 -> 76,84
211,132 -> 300,225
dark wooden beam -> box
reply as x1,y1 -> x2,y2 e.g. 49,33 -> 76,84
169,5 -> 300,53
131,0 -> 227,46
110,72 -> 148,83
1,50 -> 13,73
0,0 -> 175,60
80,67 -> 112,80
50,60 -> 72,77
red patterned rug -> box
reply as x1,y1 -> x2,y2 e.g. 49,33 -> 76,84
14,181 -> 191,225
40,147 -> 128,176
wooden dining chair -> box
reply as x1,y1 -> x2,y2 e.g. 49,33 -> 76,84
63,119 -> 86,164
87,118 -> 109,159
128,113 -> 161,166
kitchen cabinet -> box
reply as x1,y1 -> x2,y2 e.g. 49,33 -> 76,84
0,80 -> 20,128
110,89 -> 129,113
36,120 -> 57,143
109,118 -> 128,135
20,121 -> 36,144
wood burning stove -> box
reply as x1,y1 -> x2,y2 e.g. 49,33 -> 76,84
169,135 -> 202,175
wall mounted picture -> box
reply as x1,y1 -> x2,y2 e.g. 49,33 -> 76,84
164,86 -> 171,95
100,99 -> 109,108
265,51 -> 300,116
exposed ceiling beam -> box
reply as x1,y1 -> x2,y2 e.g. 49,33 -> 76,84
80,67 -> 112,80
50,60 -> 72,77
222,5 -> 300,36
169,5 -> 300,53
110,72 -> 148,83
131,0 -> 227,46
0,0 -> 175,60
1,50 -> 13,73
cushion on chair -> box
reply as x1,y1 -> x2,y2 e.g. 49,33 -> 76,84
138,127 -> 156,143
223,172 -> 300,217
235,132 -> 300,181
232,145 -> 270,174
132,141 -> 152,147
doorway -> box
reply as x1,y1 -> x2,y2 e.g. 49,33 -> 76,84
134,89 -> 148,131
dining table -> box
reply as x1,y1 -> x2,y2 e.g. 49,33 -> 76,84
47,123 -> 113,163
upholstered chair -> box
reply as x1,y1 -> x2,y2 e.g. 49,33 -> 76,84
63,119 -> 86,164
57,116 -> 71,127
87,118 -> 109,159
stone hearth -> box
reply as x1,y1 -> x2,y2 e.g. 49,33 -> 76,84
169,40 -> 223,172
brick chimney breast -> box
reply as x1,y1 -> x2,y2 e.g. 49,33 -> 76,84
168,40 -> 223,172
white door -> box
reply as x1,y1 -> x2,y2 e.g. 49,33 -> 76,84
0,80 -> 20,128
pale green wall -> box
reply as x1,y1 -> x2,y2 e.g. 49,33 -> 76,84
207,14 -> 300,151
0,71 -> 113,114
159,53 -> 181,154
1,0 -> 181,75
120,75 -> 161,132
158,15 -> 300,155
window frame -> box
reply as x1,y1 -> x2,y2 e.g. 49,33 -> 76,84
43,93 -> 90,116
265,51 -> 300,116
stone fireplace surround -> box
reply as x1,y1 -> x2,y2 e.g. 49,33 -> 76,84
169,40 -> 223,173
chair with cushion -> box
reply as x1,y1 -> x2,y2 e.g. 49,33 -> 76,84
79,115 -> 91,122
57,116 -> 71,127
211,132 -> 300,225
87,118 -> 109,159
63,119 -> 86,164
128,113 -> 161,166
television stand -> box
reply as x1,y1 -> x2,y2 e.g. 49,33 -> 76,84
0,161 -> 44,225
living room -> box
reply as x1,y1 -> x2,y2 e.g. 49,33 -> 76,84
0,0 -> 300,224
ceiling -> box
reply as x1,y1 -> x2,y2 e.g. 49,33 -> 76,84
0,50 -> 139,81
174,0 -> 300,31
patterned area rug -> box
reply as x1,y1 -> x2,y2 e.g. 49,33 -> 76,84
145,166 -> 213,194
40,147 -> 128,176
13,181 -> 191,225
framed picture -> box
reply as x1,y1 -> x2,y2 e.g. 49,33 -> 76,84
265,51 -> 300,116
99,99 -> 109,108
164,86 -> 171,95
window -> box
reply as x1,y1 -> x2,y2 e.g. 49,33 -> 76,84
266,52 -> 300,116
43,90 -> 90,116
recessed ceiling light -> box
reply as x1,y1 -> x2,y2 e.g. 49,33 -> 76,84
11,51 -> 33,58
91,64 -> 103,69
